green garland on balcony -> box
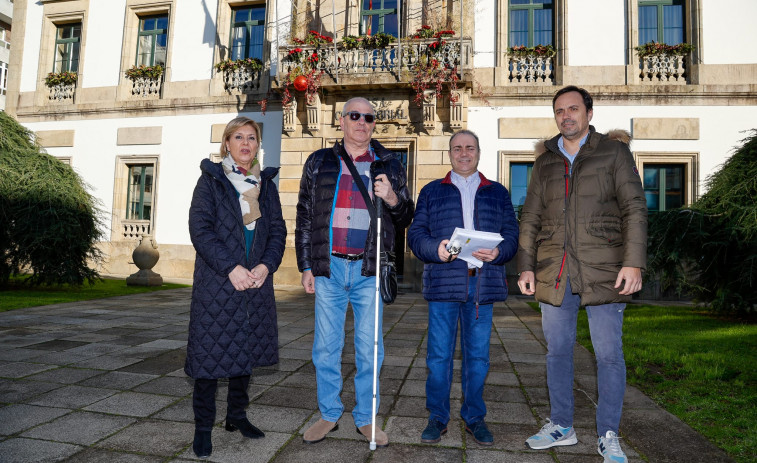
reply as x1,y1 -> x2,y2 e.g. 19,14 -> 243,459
124,64 -> 164,81
215,57 -> 263,73
635,42 -> 694,58
507,44 -> 556,58
44,71 -> 77,87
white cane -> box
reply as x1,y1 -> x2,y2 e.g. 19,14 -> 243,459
370,193 -> 383,451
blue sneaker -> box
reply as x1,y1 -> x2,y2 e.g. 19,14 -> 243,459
525,419 -> 578,449
598,430 -> 628,463
420,419 -> 447,443
465,420 -> 494,446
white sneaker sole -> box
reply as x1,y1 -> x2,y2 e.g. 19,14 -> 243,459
526,434 -> 578,450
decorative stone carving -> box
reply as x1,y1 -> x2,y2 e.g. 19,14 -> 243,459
449,90 -> 463,129
423,90 -> 436,130
131,76 -> 162,97
222,68 -> 262,94
306,93 -> 321,132
640,54 -> 686,83
48,83 -> 75,102
126,235 -> 163,286
507,55 -> 554,84
283,98 -> 297,133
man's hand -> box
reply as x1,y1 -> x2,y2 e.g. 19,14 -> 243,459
373,174 -> 399,207
437,239 -> 457,262
518,270 -> 535,295
615,266 -> 642,295
229,265 -> 255,291
301,269 -> 315,294
472,247 -> 499,263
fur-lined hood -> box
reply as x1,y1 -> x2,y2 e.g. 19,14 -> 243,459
533,126 -> 631,157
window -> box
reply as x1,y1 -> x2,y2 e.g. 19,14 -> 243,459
54,23 -> 81,73
0,61 -> 7,95
638,0 -> 684,45
509,0 -> 553,47
643,164 -> 684,212
510,162 -> 533,217
126,164 -> 154,221
230,5 -> 266,61
136,15 -> 168,66
0,22 -> 10,49
361,0 -> 398,37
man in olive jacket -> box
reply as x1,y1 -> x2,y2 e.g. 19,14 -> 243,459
518,86 -> 647,463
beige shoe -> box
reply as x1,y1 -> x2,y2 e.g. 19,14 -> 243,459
303,419 -> 338,444
356,424 -> 389,447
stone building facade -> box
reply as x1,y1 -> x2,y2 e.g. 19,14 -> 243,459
5,0 -> 757,288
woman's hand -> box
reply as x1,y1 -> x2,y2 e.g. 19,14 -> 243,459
229,265 -> 255,291
249,264 -> 269,289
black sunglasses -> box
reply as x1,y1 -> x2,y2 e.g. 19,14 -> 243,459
345,111 -> 376,123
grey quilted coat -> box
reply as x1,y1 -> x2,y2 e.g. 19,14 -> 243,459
185,159 -> 286,379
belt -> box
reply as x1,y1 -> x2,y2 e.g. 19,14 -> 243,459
331,252 -> 364,261
467,268 -> 477,276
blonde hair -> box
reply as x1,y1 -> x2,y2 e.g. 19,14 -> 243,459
220,116 -> 262,159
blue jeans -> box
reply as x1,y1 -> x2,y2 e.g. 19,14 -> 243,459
540,277 -> 626,436
313,257 -> 384,428
426,275 -> 492,426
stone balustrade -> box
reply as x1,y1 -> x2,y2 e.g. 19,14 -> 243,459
130,76 -> 162,97
221,66 -> 264,94
47,83 -> 76,102
277,38 -> 472,82
506,54 -> 555,84
639,54 -> 687,83
122,219 -> 151,240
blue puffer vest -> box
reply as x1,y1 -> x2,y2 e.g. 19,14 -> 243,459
408,172 -> 519,304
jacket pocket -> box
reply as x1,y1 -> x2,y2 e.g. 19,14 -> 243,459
535,228 -> 555,247
586,219 -> 622,244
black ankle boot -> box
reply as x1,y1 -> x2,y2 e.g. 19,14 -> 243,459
193,429 -> 212,458
225,417 -> 265,439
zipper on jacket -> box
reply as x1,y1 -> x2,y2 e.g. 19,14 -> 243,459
555,160 -> 569,290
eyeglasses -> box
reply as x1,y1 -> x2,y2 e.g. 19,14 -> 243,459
344,111 -> 376,123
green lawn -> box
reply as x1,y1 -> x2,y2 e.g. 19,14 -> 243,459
0,276 -> 189,312
528,301 -> 756,462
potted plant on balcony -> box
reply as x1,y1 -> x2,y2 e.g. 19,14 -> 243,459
407,26 -> 460,106
635,41 -> 694,58
44,71 -> 78,102
124,64 -> 164,97
507,44 -> 556,58
215,57 -> 263,93
44,71 -> 78,87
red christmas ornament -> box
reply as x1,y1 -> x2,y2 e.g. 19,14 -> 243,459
293,75 -> 308,92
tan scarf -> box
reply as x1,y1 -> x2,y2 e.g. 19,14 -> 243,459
222,155 -> 261,230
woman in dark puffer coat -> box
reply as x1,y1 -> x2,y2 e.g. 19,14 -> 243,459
186,116 -> 285,458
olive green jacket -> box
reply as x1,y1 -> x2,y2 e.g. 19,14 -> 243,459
517,127 -> 648,306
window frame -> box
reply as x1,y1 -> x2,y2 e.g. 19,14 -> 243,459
53,22 -> 81,73
229,4 -> 266,61
0,61 -> 7,96
135,14 -> 168,67
638,0 -> 685,45
125,164 -> 155,221
359,0 -> 399,36
634,151 -> 698,211
113,155 -> 160,241
508,0 -> 554,48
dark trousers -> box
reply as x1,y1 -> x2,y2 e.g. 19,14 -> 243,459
193,375 -> 251,431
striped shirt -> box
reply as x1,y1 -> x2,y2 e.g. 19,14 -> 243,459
332,148 -> 376,255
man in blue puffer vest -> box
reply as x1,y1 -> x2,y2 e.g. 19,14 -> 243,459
408,129 -> 519,446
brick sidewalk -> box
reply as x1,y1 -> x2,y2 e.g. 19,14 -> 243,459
0,287 -> 732,462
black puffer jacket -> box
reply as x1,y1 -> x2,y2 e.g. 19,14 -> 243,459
295,140 -> 414,277
185,159 -> 286,379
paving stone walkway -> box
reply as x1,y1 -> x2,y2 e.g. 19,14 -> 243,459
0,287 -> 733,462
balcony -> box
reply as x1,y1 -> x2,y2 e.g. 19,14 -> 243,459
129,76 -> 163,98
276,38 -> 473,88
47,82 -> 76,103
639,54 -> 689,84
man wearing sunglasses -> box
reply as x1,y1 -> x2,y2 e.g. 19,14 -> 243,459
295,97 -> 414,447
